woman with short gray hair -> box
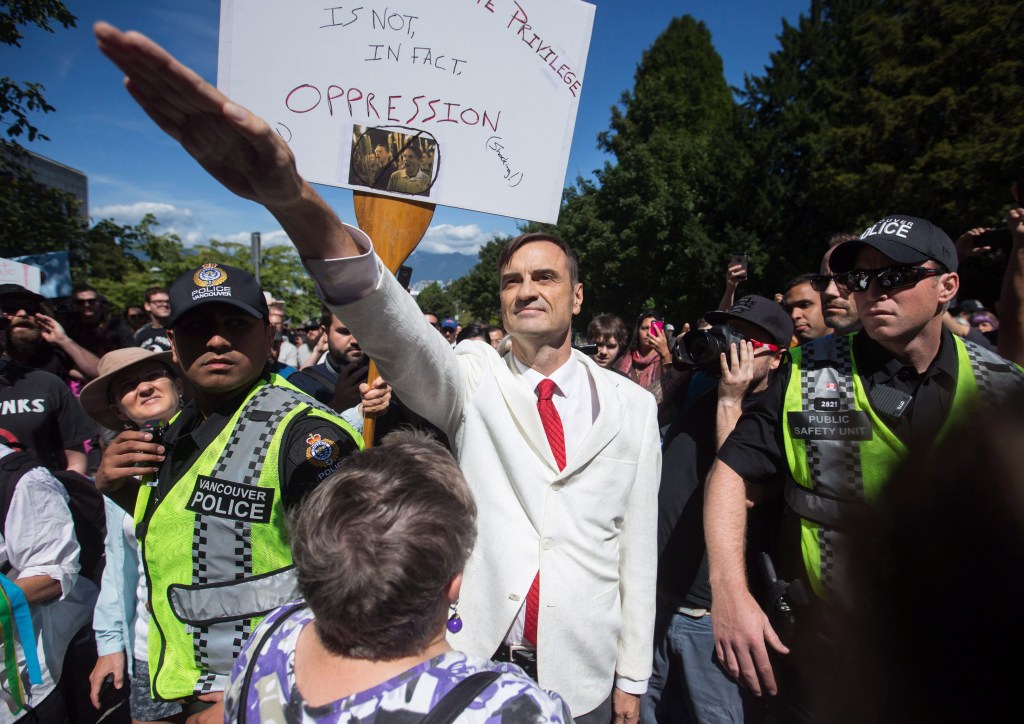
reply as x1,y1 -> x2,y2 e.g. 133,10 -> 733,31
224,430 -> 572,723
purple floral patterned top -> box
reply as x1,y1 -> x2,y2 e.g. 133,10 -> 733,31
225,604 -> 573,723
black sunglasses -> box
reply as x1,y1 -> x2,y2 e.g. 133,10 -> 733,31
841,265 -> 944,293
0,300 -> 41,316
809,274 -> 841,292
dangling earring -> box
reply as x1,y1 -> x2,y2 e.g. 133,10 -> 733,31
446,602 -> 463,634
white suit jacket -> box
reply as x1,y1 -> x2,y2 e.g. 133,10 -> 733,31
323,264 -> 661,715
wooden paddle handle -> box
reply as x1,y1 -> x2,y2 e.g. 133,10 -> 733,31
362,358 -> 380,448
352,190 -> 436,448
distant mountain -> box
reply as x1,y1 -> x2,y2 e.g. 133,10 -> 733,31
402,250 -> 479,286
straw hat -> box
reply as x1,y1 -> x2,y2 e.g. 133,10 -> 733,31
79,348 -> 177,430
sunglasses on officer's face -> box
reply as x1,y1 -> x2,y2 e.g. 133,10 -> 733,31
840,265 -> 945,293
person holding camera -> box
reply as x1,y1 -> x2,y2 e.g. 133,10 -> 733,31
704,216 -> 1024,722
643,296 -> 791,723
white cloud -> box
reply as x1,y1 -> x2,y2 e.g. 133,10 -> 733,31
419,224 -> 497,255
90,202 -> 204,245
217,230 -> 293,248
90,199 -> 296,250
88,203 -> 501,258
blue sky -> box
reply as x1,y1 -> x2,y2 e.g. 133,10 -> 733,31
3,0 -> 808,257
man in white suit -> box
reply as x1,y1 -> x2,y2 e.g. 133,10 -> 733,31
95,23 -> 660,723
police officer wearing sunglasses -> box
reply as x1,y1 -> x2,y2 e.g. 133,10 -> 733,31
703,215 -> 1024,721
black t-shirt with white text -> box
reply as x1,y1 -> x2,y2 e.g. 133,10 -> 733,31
0,361 -> 96,468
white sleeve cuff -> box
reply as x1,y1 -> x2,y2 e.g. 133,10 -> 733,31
301,223 -> 383,306
614,675 -> 648,695
18,564 -> 76,599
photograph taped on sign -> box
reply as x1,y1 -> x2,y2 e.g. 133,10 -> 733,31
349,125 -> 439,197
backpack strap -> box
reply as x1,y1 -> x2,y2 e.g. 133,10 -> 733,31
0,450 -> 43,539
420,670 -> 502,724
237,602 -> 308,724
297,365 -> 339,403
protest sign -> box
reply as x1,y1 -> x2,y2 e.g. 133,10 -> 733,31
219,0 -> 595,223
0,258 -> 41,293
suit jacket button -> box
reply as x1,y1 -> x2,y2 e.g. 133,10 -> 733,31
552,481 -> 564,491
542,538 -> 554,550
509,593 -> 521,601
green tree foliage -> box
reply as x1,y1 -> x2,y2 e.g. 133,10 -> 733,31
501,1 -> 1022,330
77,214 -> 192,310
743,0 -> 1024,293
1,0 -> 77,142
415,282 -> 456,319
73,215 -> 318,322
446,236 -> 507,324
523,16 -> 756,327
0,1 -> 81,255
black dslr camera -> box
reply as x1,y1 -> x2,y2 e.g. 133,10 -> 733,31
676,325 -> 745,377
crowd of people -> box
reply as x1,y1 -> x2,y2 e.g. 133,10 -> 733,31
2,20 -> 1023,724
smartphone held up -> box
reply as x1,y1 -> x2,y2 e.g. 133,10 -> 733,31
730,251 -> 749,281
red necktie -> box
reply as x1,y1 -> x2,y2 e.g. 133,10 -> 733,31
524,378 -> 565,646
535,379 -> 566,470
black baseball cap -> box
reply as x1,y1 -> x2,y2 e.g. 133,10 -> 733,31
167,262 -> 269,328
957,299 -> 985,315
705,295 -> 794,348
0,284 -> 44,303
830,215 -> 957,274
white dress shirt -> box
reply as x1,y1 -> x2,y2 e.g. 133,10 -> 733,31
0,444 -> 98,720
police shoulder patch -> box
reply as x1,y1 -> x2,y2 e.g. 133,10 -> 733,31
305,433 -> 340,468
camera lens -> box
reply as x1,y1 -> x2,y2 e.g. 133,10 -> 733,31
678,329 -> 724,368
688,331 -> 723,366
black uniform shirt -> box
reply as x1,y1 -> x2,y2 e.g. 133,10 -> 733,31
155,371 -> 359,511
719,329 -> 960,484
658,375 -> 783,608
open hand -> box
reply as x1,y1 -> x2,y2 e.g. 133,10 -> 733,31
34,312 -> 69,345
718,341 -> 754,403
94,23 -> 305,208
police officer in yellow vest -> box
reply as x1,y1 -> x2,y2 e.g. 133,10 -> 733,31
95,263 -> 362,722
703,215 -> 1023,722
